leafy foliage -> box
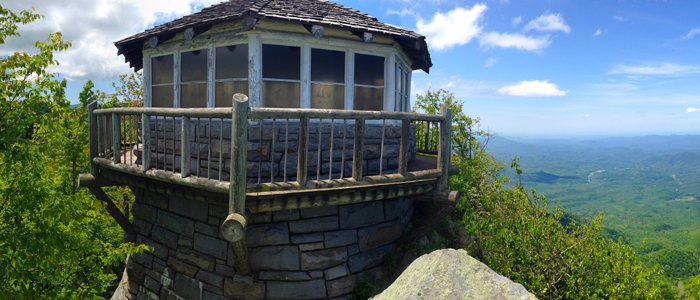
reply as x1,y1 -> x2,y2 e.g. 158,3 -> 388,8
415,89 -> 665,299
354,272 -> 377,300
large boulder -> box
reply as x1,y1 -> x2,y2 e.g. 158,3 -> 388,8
372,249 -> 538,300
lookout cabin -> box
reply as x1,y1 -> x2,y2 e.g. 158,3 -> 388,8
79,0 -> 459,299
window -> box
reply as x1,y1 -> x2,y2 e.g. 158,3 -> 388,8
262,44 -> 301,108
180,49 -> 208,108
215,44 -> 249,107
151,54 -> 174,108
310,48 -> 345,109
395,62 -> 410,112
353,54 -> 384,111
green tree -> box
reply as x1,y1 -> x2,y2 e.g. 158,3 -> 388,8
0,6 -> 145,298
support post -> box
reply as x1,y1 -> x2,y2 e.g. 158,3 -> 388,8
222,93 -> 251,275
112,113 -> 121,164
297,116 -> 309,186
88,101 -> 99,176
423,121 -> 430,152
437,105 -> 452,191
88,187 -> 136,241
141,114 -> 151,172
181,116 -> 191,177
353,118 -> 365,181
398,119 -> 410,176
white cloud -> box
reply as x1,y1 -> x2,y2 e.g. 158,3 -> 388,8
416,4 -> 488,50
479,32 -> 551,52
1,0 -> 220,81
512,16 -> 522,26
594,28 -> 607,36
584,114 -> 590,118
608,63 -> 698,75
386,8 -> 418,18
613,16 -> 626,22
523,13 -> 571,34
682,28 -> 700,40
498,80 -> 568,97
485,58 -> 497,67
687,107 -> 700,113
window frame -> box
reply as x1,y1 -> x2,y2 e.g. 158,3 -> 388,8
212,42 -> 249,107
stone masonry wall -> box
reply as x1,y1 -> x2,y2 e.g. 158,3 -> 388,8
136,120 -> 417,183
124,185 -> 414,300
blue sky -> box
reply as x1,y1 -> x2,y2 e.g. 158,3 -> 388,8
4,0 -> 700,137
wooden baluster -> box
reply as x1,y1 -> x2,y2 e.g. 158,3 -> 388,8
208,117 -> 212,179
353,118 -> 365,181
87,102 -> 98,176
112,113 -> 120,164
398,119 -> 410,176
142,113 -> 150,172
341,119 -> 346,178
423,121 -> 430,153
284,119 -> 289,183
173,117 -> 176,172
379,119 -> 385,175
297,116 -> 309,186
329,119 -> 334,180
258,120 -> 262,184
182,116 -> 191,177
438,105 -> 452,191
317,119 -> 322,181
155,116 -> 159,170
219,118 -> 224,181
270,119 -> 276,183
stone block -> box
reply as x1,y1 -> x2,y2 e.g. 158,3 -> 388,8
348,245 -> 359,256
178,236 -> 193,248
248,125 -> 278,142
194,233 -> 228,260
144,276 -> 162,295
224,278 -> 265,300
291,233 -> 324,244
137,236 -> 168,260
249,246 -> 299,271
196,269 -> 224,288
157,210 -> 195,238
357,222 -> 402,251
127,258 -> 145,282
209,204 -> 229,219
195,222 -> 219,237
175,247 -> 216,272
173,273 -> 203,300
339,202 -> 384,229
132,218 -> 153,236
202,282 -> 223,296
208,216 -> 221,226
202,290 -> 230,300
348,244 -> 395,273
151,226 -> 179,250
326,274 -> 359,298
299,242 -> 324,252
324,264 -> 349,281
168,257 -> 199,277
324,229 -> 357,248
308,270 -> 323,279
383,198 -> 412,222
249,211 -> 272,224
216,264 -> 236,277
300,205 -> 338,218
132,203 -> 158,221
247,222 -> 290,247
258,271 -> 311,281
170,196 -> 208,222
272,209 -> 300,221
266,280 -> 326,300
290,216 -> 339,233
301,247 -> 347,271
142,191 -> 168,210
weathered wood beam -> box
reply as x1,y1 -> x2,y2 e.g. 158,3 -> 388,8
77,173 -> 123,188
297,116 -> 309,186
249,108 -> 445,122
437,105 -> 452,191
88,101 -> 99,176
148,32 -> 176,48
94,107 -> 233,118
408,190 -> 459,205
88,187 -> 136,239
353,118 -> 365,181
117,42 -> 143,56
184,24 -> 213,40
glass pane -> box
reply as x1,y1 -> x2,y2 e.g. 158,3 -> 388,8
311,48 -> 345,83
216,81 -> 249,107
181,50 -> 208,82
181,83 -> 207,108
263,44 -> 300,80
152,55 -> 173,85
216,44 -> 248,79
354,54 -> 384,86
152,85 -> 173,107
353,86 -> 383,111
263,81 -> 300,108
311,84 -> 344,109
395,65 -> 401,91
402,71 -> 408,94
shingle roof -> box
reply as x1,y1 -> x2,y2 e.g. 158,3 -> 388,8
114,0 -> 432,73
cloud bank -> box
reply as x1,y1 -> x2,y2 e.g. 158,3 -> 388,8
498,80 -> 568,97
416,4 -> 487,50
608,63 -> 698,75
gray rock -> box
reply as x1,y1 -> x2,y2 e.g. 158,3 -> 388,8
196,270 -> 224,288
348,244 -> 394,273
371,249 -> 538,300
266,280 -> 326,300
325,273 -> 359,298
247,222 -> 290,247
300,205 -> 338,218
249,211 -> 272,224
291,233 -> 324,244
215,264 -> 236,277
195,222 -> 219,237
194,233 -> 228,260
202,290 -> 230,300
348,245 -> 359,256
299,242 -> 324,252
136,236 -> 168,260
324,229 -> 358,248
132,252 -> 153,269
289,216 -> 339,233
175,247 -> 216,272
301,248 -> 347,271
308,270 -> 323,279
357,222 -> 402,251
223,278 -> 265,299
258,271 -> 311,281
172,273 -> 203,300
143,275 -> 162,294
132,218 -> 153,236
339,202 -> 384,229
249,246 -> 299,271
209,204 -> 229,219
324,264 -> 349,281
142,191 -> 168,209
383,198 -> 412,222
151,226 -> 178,250
157,210 -> 195,238
132,203 -> 158,220
168,257 -> 199,277
169,196 -> 208,222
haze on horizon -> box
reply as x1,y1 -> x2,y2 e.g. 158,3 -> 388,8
2,0 -> 698,136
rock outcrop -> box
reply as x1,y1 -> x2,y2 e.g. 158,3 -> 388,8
372,249 -> 538,300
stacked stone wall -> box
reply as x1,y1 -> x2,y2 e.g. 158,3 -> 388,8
136,120 -> 417,183
124,185 -> 414,300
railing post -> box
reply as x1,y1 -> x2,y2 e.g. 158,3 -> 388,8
221,93 -> 251,275
181,116 -> 191,177
297,116 -> 309,186
112,113 -> 121,164
398,119 -> 410,176
423,121 -> 430,152
353,118 -> 365,181
141,114 -> 150,172
437,105 -> 452,191
88,101 -> 99,176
